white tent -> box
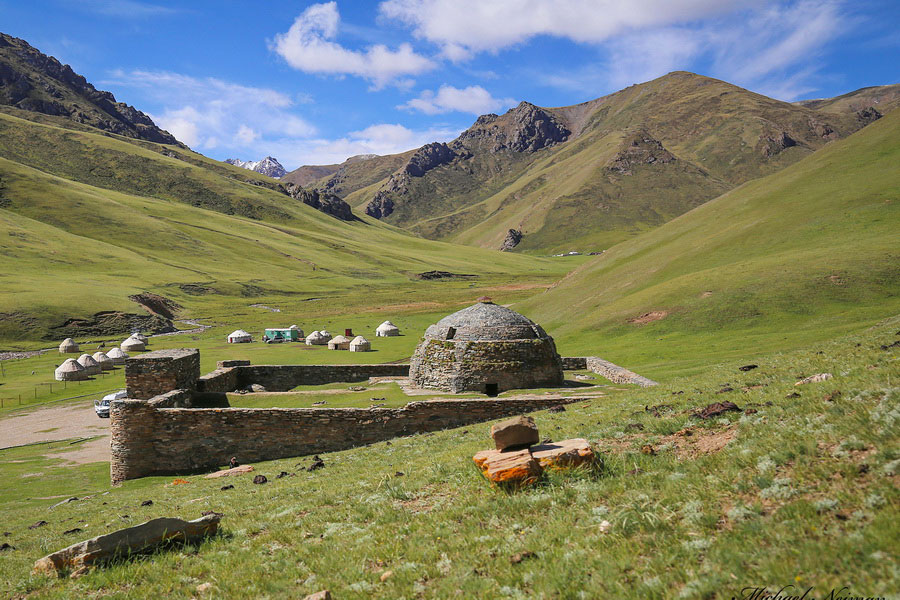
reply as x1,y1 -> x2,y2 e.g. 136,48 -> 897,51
305,331 -> 327,345
58,338 -> 80,353
121,336 -> 145,352
92,351 -> 115,371
55,358 -> 87,381
227,329 -> 252,343
77,353 -> 102,376
106,347 -> 128,365
327,335 -> 351,350
375,321 -> 400,337
349,335 -> 371,352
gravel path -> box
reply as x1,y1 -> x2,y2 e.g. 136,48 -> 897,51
0,399 -> 109,464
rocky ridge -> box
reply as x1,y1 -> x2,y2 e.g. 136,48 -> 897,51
0,32 -> 181,145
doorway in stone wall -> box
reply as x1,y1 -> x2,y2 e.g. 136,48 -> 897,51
485,383 -> 499,397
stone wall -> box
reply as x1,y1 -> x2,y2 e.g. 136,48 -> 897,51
124,349 -> 200,400
233,364 -> 410,392
561,357 -> 587,370
584,357 -> 658,387
110,395 -> 576,483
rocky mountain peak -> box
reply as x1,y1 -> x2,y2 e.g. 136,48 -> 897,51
224,156 -> 286,179
458,101 -> 570,153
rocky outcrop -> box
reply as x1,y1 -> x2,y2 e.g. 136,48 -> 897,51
365,192 -> 394,219
458,102 -> 570,153
757,130 -> 800,157
500,229 -> 523,251
0,33 -> 181,145
608,132 -> 676,175
285,185 -> 356,221
856,107 -> 882,126
404,142 -> 458,177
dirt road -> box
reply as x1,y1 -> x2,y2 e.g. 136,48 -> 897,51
0,399 -> 109,464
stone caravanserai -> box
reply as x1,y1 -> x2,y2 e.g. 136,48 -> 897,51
109,303 -> 657,483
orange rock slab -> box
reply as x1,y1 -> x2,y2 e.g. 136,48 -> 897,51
529,438 -> 595,470
480,449 -> 542,485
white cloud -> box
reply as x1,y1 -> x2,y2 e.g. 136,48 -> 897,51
102,70 -> 317,150
399,84 -> 515,115
379,0 -> 747,59
272,1 -> 434,88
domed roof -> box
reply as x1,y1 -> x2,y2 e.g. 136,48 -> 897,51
423,302 -> 549,341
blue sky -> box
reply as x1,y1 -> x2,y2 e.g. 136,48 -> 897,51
2,0 -> 898,169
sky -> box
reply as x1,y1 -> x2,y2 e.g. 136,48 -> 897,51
2,0 -> 898,170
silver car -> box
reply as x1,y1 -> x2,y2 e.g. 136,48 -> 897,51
94,390 -> 127,418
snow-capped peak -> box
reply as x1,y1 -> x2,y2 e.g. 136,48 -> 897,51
224,156 -> 286,179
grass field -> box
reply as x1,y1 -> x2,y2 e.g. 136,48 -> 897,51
0,315 -> 896,599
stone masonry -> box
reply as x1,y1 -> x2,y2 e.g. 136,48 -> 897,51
124,348 -> 200,400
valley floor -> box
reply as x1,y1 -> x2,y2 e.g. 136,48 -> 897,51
0,316 -> 897,599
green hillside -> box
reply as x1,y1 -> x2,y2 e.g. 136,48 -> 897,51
517,108 -> 900,377
0,112 -> 567,348
315,72 -> 882,254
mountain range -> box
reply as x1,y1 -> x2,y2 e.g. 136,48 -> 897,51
288,73 -> 899,254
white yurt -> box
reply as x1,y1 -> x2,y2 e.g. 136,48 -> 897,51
59,338 -> 80,353
55,358 -> 87,381
327,335 -> 351,350
349,335 -> 371,352
132,332 -> 149,344
305,331 -> 326,345
77,353 -> 102,376
375,321 -> 400,337
121,336 -> 145,352
92,351 -> 115,371
227,329 -> 252,343
106,347 -> 128,365
319,330 -> 333,342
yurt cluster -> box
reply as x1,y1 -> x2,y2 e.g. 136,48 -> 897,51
54,333 -> 148,381
226,320 -> 400,352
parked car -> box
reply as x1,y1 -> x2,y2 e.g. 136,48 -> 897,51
94,390 -> 127,418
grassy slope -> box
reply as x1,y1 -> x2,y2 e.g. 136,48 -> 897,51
795,83 -> 900,115
0,111 -> 568,347
518,108 -> 900,378
323,73 -> 869,254
0,316 -> 896,599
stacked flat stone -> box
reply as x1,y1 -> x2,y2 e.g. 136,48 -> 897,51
409,302 -> 564,394
473,415 -> 595,486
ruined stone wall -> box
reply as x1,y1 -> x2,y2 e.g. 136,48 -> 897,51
234,364 -> 410,391
561,357 -> 587,370
110,396 -> 576,483
124,349 -> 200,400
585,357 -> 658,387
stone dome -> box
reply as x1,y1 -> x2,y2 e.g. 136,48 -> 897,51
410,302 -> 563,394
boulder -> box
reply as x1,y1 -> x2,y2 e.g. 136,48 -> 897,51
472,449 -> 501,469
490,415 -> 539,450
530,439 -> 595,470
33,515 -> 220,576
304,591 -> 331,600
479,448 -> 542,485
795,373 -> 833,385
204,465 -> 254,478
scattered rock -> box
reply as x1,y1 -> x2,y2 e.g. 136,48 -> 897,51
530,439 -> 594,470
641,444 -> 656,455
745,408 -> 758,415
880,340 -> 899,350
205,465 -> 254,479
63,528 -> 82,535
625,423 -> 644,432
196,582 -> 214,594
414,270 -> 477,280
795,373 -> 833,385
348,386 -> 366,391
785,392 -> 801,399
547,405 -> 566,413
29,520 -> 48,529
140,500 -> 153,507
394,471 -> 405,477
490,415 -> 540,451
627,310 -> 668,325
823,390 -> 842,402
50,497 -> 79,509
252,475 -> 268,485
738,364 -> 758,371
308,456 -> 325,471
716,386 -> 734,394
573,374 -> 594,381
697,401 -> 741,419
312,401 -> 327,406
220,485 -> 234,491
249,383 -> 267,393
858,463 -> 870,475
510,550 -> 538,564
32,515 -> 220,577
304,591 -> 331,600
0,543 -> 15,551
380,569 -> 394,582
201,511 -> 224,518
